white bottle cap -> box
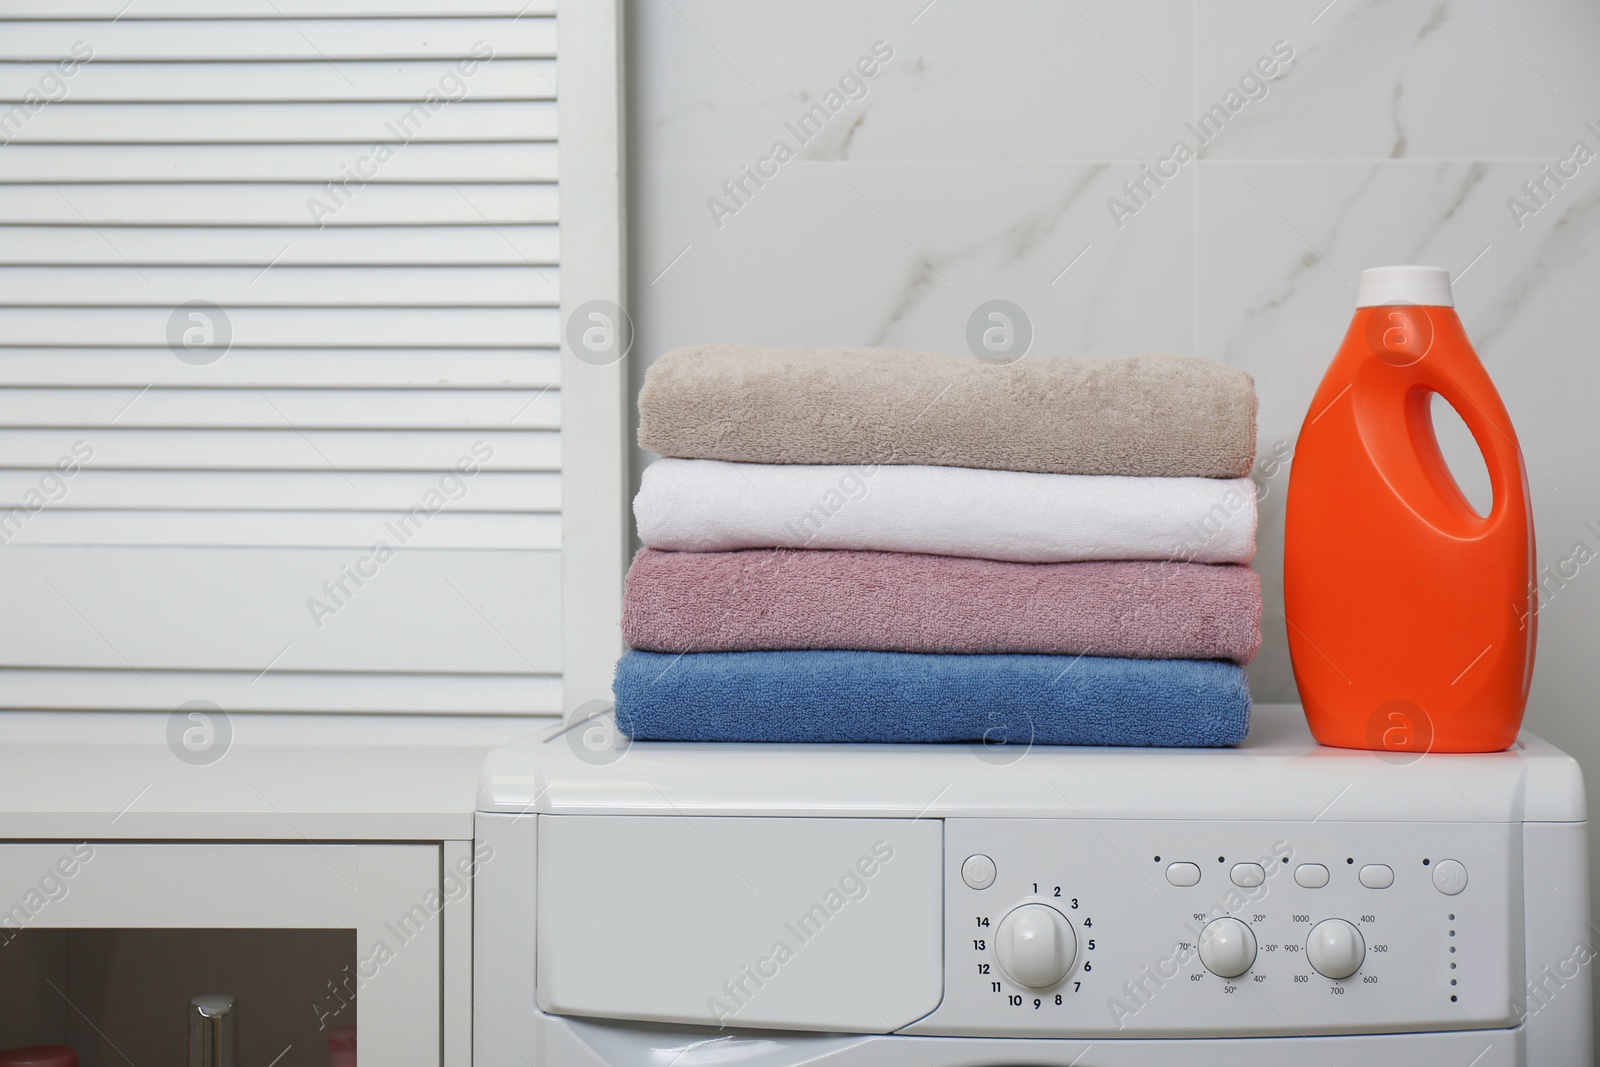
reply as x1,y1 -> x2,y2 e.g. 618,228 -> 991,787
1356,265 -> 1453,308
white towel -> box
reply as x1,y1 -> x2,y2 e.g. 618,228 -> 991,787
635,459 -> 1257,564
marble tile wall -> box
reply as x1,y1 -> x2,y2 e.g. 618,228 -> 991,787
625,0 -> 1600,850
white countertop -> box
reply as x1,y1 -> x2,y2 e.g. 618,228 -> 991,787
0,711 -> 548,841
483,705 -> 1587,824
3,706 -> 1584,841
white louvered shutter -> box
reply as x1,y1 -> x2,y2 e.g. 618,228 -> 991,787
0,1 -> 608,715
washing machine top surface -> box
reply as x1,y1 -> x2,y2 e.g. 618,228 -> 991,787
479,703 -> 1583,823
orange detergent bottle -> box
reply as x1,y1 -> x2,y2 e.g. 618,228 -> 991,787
1285,265 -> 1536,753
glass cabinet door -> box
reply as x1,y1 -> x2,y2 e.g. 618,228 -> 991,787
0,843 -> 442,1067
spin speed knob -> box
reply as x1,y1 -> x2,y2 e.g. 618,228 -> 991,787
995,904 -> 1077,989
1306,919 -> 1366,980
1197,917 -> 1257,978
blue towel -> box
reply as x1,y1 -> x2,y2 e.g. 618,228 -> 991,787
613,650 -> 1251,747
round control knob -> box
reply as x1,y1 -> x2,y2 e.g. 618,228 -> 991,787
1197,917 -> 1257,978
1306,918 -> 1366,979
995,904 -> 1076,989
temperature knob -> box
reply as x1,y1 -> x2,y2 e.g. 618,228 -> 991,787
995,904 -> 1077,988
1197,917 -> 1257,978
1306,918 -> 1366,979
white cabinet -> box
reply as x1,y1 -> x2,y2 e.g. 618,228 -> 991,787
0,712 -> 532,1067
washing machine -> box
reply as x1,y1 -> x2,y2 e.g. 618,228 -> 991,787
473,704 -> 1591,1065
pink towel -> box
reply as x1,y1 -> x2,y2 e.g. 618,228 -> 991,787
623,548 -> 1262,664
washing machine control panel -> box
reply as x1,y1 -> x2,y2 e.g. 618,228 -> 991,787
904,819 -> 1517,1039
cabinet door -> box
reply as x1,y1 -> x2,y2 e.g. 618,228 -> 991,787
0,842 -> 441,1067
0,4 -> 571,718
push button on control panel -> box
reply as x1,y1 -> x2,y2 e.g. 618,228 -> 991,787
1230,862 -> 1264,887
1432,858 -> 1468,895
1359,864 -> 1394,889
1165,861 -> 1201,887
961,854 -> 997,890
1294,863 -> 1330,888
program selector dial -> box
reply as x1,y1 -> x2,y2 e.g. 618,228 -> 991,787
1306,918 -> 1366,979
1197,917 -> 1257,978
995,904 -> 1077,989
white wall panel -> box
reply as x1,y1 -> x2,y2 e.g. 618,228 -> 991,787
0,60 -> 555,102
0,470 -> 558,511
0,545 -> 560,673
0,669 -> 559,713
0,186 -> 559,226
0,349 -> 560,387
0,267 -> 561,306
0,1 -> 554,14
2,511 -> 560,548
0,429 -> 560,470
0,144 -> 557,182
0,19 -> 555,60
6,387 -> 558,428
0,7 -> 568,713
0,312 -> 559,350
0,224 -> 559,262
10,101 -> 557,143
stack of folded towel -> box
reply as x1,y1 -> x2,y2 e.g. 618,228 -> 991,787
614,345 -> 1262,748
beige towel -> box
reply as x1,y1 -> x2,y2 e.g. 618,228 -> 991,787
638,346 -> 1257,478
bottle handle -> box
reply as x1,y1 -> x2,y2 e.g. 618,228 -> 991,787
1408,364 -> 1520,529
